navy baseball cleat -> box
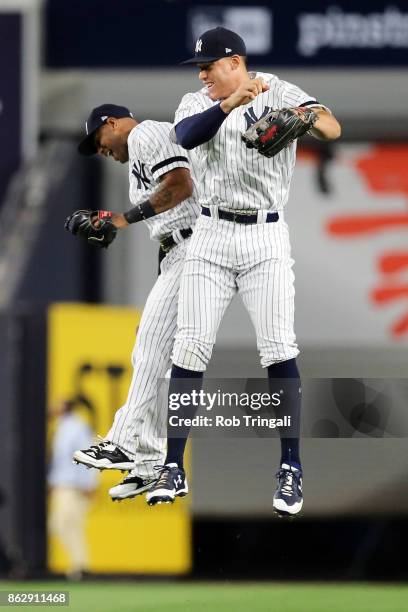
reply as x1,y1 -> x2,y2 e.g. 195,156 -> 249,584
273,463 -> 303,516
73,441 -> 134,471
146,464 -> 188,506
109,473 -> 157,501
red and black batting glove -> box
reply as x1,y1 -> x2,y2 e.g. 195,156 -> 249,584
64,209 -> 117,249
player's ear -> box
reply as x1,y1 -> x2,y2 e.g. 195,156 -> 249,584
230,55 -> 241,70
106,117 -> 117,130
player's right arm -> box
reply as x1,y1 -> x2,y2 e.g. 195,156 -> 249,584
175,79 -> 268,150
220,77 -> 268,113
98,167 -> 194,229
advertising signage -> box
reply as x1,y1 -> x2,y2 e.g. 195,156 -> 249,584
46,1 -> 408,67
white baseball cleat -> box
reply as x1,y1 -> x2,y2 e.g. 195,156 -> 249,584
273,463 -> 303,516
109,474 -> 157,501
73,441 -> 134,471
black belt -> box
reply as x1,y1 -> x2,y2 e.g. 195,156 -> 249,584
160,228 -> 192,253
201,206 -> 279,224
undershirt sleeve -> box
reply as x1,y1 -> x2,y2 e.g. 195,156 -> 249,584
174,104 -> 228,150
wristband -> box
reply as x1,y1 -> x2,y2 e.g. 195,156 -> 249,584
124,200 -> 156,224
95,210 -> 113,220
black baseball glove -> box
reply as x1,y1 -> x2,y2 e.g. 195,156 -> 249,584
64,209 -> 117,249
241,107 -> 318,158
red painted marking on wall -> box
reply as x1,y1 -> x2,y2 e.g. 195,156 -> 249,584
327,214 -> 408,236
392,313 -> 408,337
378,253 -> 408,274
371,286 -> 408,303
356,146 -> 408,195
324,145 -> 408,338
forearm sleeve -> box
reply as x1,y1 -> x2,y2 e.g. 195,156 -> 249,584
175,104 -> 228,149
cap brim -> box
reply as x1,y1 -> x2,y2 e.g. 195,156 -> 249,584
179,55 -> 223,65
78,132 -> 98,156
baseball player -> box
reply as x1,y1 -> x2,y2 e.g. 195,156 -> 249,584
146,27 -> 341,514
68,103 -> 200,501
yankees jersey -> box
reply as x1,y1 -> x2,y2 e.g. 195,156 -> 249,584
128,120 -> 200,240
174,72 -> 326,212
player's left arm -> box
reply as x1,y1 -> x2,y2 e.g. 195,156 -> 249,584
304,107 -> 341,141
281,79 -> 341,141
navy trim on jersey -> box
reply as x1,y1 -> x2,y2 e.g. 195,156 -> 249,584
151,156 -> 189,175
299,100 -> 319,107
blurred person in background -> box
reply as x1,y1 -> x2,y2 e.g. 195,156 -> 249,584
48,398 -> 98,580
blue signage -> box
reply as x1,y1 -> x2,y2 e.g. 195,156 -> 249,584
46,1 -> 408,68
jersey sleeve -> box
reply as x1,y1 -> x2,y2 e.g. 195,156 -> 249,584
280,79 -> 331,113
174,92 -> 202,124
136,121 -> 190,181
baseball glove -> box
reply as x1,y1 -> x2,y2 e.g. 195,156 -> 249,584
64,209 -> 117,249
241,107 -> 318,158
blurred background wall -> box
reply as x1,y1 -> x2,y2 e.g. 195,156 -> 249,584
0,0 -> 407,580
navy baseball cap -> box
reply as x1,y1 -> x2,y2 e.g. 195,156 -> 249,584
181,26 -> 246,65
78,103 -> 133,155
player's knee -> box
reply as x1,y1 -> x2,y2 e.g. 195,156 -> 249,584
259,344 -> 299,369
172,339 -> 212,371
131,336 -> 170,370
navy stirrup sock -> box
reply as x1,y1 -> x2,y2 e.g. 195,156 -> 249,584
268,358 -> 300,379
268,358 -> 302,469
165,364 -> 204,469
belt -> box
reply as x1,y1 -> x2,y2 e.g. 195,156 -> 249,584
159,228 -> 192,253
201,206 -> 279,224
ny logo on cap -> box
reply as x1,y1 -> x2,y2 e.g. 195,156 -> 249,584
195,38 -> 203,52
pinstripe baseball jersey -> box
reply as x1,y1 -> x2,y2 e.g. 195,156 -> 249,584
174,72 -> 327,211
128,120 -> 200,240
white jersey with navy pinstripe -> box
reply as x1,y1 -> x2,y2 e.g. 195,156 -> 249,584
174,72 -> 326,211
128,120 -> 200,240
100,121 -> 201,477
170,72 -> 331,371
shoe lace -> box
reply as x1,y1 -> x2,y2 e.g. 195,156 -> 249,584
153,465 -> 173,487
276,467 -> 298,496
96,435 -> 110,445
89,439 -> 110,452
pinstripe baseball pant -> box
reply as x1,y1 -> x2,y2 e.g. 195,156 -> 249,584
172,210 -> 299,371
105,241 -> 189,478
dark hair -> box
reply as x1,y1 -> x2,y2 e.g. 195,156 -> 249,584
67,395 -> 97,430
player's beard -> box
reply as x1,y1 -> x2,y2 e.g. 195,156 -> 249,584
119,145 -> 129,163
